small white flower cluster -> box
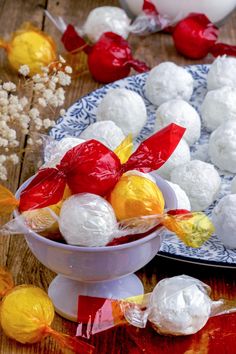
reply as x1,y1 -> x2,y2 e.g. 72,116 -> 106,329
0,56 -> 72,180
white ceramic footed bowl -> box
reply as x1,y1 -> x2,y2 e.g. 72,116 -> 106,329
15,174 -> 177,321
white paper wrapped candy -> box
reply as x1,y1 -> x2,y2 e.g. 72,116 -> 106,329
96,88 -> 147,137
124,275 -> 236,335
145,62 -> 194,106
82,6 -> 131,42
77,274 -> 236,338
207,56 -> 236,91
156,138 -> 190,179
59,193 -> 117,247
155,100 -> 201,145
201,86 -> 236,132
209,121 -> 236,173
170,160 -> 221,211
212,194 -> 236,249
79,121 -> 125,150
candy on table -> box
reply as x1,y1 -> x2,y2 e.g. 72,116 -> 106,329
96,88 -> 147,137
79,120 -> 125,150
0,23 -> 57,75
231,177 -> 236,194
207,56 -> 236,91
170,160 -> 221,211
212,194 -> 236,249
124,170 -> 156,183
59,193 -> 117,247
77,274 -> 236,338
201,86 -> 236,132
145,63 -> 194,106
80,6 -> 131,42
156,139 -> 190,180
155,99 -> 201,145
109,174 -> 165,221
46,12 -> 149,83
18,123 -> 186,212
165,181 -> 191,211
0,282 -> 94,353
209,120 -> 236,173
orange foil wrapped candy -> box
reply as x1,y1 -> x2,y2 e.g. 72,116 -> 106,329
0,23 -> 57,75
0,285 -> 94,353
109,174 -> 164,220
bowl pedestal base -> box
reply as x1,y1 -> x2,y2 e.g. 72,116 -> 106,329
48,274 -> 144,321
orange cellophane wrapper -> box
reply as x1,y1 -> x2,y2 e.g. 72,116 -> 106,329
0,185 -> 19,215
0,23 -> 57,75
0,267 -> 14,297
0,285 -> 94,353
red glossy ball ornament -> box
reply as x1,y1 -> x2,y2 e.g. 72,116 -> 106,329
173,14 -> 219,59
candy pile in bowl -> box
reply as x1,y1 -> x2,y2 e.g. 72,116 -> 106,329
0,120 -> 213,249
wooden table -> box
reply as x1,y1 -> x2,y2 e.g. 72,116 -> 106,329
1,1 -> 236,353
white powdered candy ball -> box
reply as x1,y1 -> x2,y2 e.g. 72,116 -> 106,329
83,6 -> 131,42
43,136 -> 85,168
231,177 -> 236,194
155,100 -> 201,145
80,121 -> 125,150
148,275 -> 212,336
124,170 -> 156,183
207,56 -> 236,91
201,86 -> 236,132
209,121 -> 236,173
157,139 -> 190,179
96,88 -> 147,137
59,193 -> 117,247
166,181 -> 191,210
212,195 -> 236,249
170,160 -> 221,211
145,62 -> 194,106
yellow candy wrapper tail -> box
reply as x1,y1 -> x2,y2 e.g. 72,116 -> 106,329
0,185 -> 19,215
163,211 -> 215,248
114,134 -> 133,164
0,267 -> 14,297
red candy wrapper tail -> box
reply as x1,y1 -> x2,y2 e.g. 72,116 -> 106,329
19,168 -> 66,212
123,123 -> 185,173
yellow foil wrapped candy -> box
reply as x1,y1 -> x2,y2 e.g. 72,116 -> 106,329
109,174 -> 165,221
0,285 -> 54,344
0,23 -> 57,75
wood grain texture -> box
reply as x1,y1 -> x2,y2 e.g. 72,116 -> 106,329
0,0 -> 236,353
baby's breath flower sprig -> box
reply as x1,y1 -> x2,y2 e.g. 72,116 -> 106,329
0,56 -> 72,181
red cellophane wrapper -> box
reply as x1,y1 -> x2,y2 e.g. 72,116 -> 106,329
19,123 -> 185,212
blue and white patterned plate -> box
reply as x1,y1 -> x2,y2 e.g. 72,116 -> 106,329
50,65 -> 236,268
